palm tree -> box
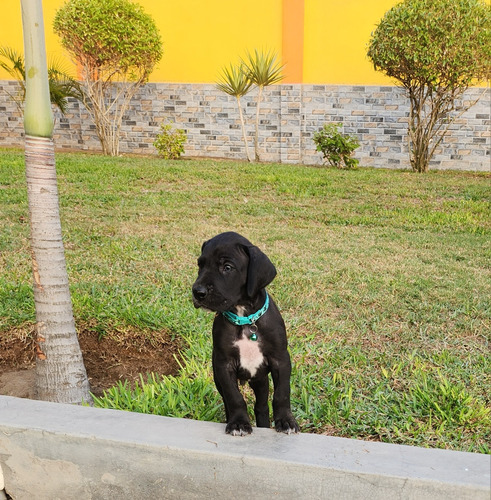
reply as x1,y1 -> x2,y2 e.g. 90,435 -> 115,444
21,0 -> 92,404
216,62 -> 253,162
242,49 -> 284,162
0,46 -> 82,114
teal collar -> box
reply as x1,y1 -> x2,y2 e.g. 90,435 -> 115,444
222,293 -> 270,326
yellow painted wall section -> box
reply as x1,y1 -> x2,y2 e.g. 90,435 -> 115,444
1,0 -> 70,74
0,0 -> 283,83
303,0 -> 399,84
1,0 -> 489,84
143,0 -> 283,83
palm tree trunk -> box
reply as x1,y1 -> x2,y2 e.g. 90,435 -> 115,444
25,136 -> 92,403
236,96 -> 252,162
22,0 -> 92,404
254,85 -> 263,162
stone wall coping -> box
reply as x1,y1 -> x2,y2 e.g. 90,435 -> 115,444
0,396 -> 489,499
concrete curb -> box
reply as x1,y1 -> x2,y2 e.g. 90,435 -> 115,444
0,396 -> 489,499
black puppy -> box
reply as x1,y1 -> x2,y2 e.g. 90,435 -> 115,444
192,231 -> 299,436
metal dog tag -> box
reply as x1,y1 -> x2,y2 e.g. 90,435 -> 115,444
249,323 -> 258,341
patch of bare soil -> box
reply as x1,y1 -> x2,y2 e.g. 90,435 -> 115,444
0,323 -> 182,400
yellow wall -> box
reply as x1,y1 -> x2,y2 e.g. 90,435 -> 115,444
143,0 -> 283,83
0,0 -> 283,83
1,0 -> 69,70
3,0 -> 486,85
303,0 -> 399,84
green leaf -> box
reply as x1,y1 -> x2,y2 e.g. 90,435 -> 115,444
242,48 -> 285,88
216,62 -> 252,97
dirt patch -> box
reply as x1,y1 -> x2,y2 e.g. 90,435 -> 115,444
0,322 -> 182,399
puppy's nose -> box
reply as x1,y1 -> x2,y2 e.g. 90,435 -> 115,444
192,285 -> 208,300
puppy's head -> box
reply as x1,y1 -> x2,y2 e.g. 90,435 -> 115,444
192,232 -> 276,312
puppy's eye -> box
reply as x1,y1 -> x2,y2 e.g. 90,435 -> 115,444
223,264 -> 233,273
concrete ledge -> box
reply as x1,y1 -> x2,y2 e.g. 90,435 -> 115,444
0,396 -> 489,499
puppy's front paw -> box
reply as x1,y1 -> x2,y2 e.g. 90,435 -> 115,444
274,414 -> 300,434
226,420 -> 253,436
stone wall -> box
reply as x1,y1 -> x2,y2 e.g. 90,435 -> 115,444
1,80 -> 489,171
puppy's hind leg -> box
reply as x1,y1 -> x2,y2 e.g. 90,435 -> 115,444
249,376 -> 270,428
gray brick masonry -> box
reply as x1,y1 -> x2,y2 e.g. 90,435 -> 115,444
1,80 -> 489,171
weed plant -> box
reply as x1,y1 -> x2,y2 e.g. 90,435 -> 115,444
0,150 -> 489,452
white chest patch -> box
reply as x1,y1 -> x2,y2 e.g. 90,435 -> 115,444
234,333 -> 264,378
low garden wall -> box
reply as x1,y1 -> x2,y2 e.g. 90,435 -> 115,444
0,80 -> 489,171
0,396 -> 490,499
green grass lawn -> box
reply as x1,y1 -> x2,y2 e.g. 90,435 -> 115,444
1,149 -> 489,452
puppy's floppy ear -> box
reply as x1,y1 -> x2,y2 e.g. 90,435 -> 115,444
244,245 -> 277,298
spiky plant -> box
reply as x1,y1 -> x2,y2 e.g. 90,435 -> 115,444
0,46 -> 81,114
242,49 -> 284,161
216,62 -> 253,162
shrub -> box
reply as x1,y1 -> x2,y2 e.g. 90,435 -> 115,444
313,123 -> 360,169
153,122 -> 187,159
53,0 -> 163,156
367,0 -> 491,172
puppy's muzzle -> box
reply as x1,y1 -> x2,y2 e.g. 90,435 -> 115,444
192,284 -> 209,308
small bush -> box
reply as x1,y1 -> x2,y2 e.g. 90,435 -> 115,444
54,0 -> 163,156
153,122 -> 187,159
313,123 -> 360,169
367,0 -> 490,172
